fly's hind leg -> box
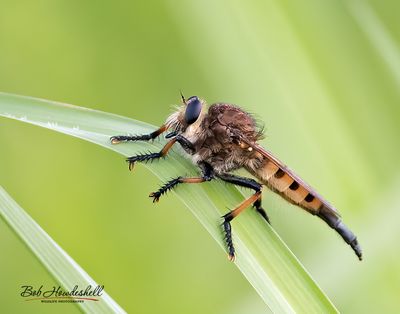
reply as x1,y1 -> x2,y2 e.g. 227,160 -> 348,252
222,191 -> 262,261
253,198 -> 270,224
217,173 -> 270,223
217,173 -> 268,260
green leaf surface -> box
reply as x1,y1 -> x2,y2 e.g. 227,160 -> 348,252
0,186 -> 126,314
0,92 -> 337,313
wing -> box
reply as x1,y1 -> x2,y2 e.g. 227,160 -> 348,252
241,137 -> 340,217
239,134 -> 365,261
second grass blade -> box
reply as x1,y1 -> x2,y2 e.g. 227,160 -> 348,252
0,186 -> 126,313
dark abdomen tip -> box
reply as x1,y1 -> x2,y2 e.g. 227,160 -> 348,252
336,221 -> 363,261
317,208 -> 363,261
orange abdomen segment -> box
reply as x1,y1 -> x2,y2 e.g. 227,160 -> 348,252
247,159 -> 324,214
244,146 -> 362,259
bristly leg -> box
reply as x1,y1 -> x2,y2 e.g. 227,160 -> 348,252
221,191 -> 262,261
150,177 -> 182,202
216,173 -> 262,192
215,173 -> 269,260
149,176 -> 211,202
149,162 -> 214,202
114,132 -> 196,170
110,125 -> 167,144
126,137 -> 177,170
222,214 -> 235,261
216,173 -> 269,223
126,151 -> 164,170
253,198 -> 270,224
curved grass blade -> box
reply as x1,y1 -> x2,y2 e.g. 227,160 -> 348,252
0,186 -> 126,313
0,92 -> 338,313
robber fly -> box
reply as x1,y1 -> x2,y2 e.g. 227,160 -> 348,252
110,95 -> 362,261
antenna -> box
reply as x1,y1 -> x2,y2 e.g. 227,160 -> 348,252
179,90 -> 187,105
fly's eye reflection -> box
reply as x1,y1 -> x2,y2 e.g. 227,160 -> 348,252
110,94 -> 362,262
184,96 -> 202,125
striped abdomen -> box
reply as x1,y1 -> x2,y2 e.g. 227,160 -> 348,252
248,158 -> 324,213
246,157 -> 362,260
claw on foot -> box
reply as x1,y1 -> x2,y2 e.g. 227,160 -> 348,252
149,192 -> 161,203
228,254 -> 235,262
128,161 -> 135,171
110,136 -> 121,145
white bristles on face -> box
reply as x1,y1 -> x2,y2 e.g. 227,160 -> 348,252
165,106 -> 183,130
181,99 -> 207,141
165,98 -> 207,136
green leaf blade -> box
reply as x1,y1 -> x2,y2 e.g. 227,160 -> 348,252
0,92 -> 337,313
0,186 -> 126,314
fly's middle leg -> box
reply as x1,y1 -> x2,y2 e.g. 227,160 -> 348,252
149,176 -> 212,202
126,137 -> 177,170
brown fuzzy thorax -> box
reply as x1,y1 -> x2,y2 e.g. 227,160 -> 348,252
187,103 -> 263,173
166,100 -> 336,217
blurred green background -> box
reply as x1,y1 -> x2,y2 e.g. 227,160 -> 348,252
0,0 -> 399,313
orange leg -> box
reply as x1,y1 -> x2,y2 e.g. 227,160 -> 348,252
149,164 -> 215,202
110,124 -> 167,144
222,191 -> 262,261
126,137 -> 177,170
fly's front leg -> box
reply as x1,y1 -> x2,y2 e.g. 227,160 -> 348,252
110,125 -> 167,144
149,162 -> 213,202
175,134 -> 195,154
126,137 -> 177,170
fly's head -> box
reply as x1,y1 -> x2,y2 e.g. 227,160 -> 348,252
183,95 -> 203,125
166,95 -> 206,135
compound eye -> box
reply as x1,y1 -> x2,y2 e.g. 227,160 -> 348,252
184,96 -> 202,125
